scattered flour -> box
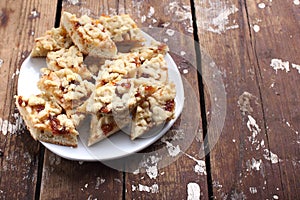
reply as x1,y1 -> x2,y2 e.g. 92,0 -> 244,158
67,0 -> 80,5
134,155 -> 161,179
249,158 -> 263,171
291,63 -> 300,74
184,153 -> 207,175
263,149 -> 282,164
29,9 -> 40,19
141,15 -> 146,23
166,29 -> 175,36
147,6 -> 155,18
237,92 -> 257,115
258,3 -> 266,8
247,115 -> 261,145
249,187 -> 258,194
253,24 -> 260,32
0,113 -> 23,136
0,59 -> 3,68
165,141 -> 181,157
187,183 -> 201,200
132,183 -> 159,193
79,7 -> 92,16
164,2 -> 193,33
95,177 -> 105,189
270,59 -> 290,73
294,0 -> 300,5
270,59 -> 300,74
196,2 -> 239,34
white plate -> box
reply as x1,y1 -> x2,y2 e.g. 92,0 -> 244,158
17,36 -> 184,161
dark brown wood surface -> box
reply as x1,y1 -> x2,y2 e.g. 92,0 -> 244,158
195,0 -> 300,199
0,0 -> 299,199
0,0 -> 58,199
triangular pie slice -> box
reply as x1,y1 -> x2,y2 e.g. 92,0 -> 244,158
46,45 -> 93,80
15,94 -> 79,147
88,114 -> 130,146
98,14 -> 145,51
31,27 -> 73,57
37,68 -> 94,125
131,82 -> 176,140
61,12 -> 117,57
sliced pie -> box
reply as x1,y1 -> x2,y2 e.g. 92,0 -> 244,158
61,12 -> 117,57
131,82 -> 176,140
31,27 -> 73,57
15,94 -> 79,147
46,45 -> 93,80
88,114 -> 130,146
37,68 -> 94,123
99,14 -> 145,51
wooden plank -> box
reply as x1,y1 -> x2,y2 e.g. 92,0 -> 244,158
39,1 -> 123,199
123,0 -> 208,199
245,0 -> 300,199
0,0 -> 58,199
195,0 -> 300,199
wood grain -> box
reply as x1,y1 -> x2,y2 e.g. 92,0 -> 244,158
246,0 -> 300,199
123,0 -> 208,199
0,0 -> 58,199
195,0 -> 300,199
38,1 -> 123,199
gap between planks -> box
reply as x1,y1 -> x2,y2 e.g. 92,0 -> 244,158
34,1 -> 63,200
189,0 -> 214,199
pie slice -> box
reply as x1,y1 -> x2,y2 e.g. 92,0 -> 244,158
37,68 -> 94,123
131,82 -> 176,140
15,94 -> 79,147
31,27 -> 73,57
130,41 -> 169,59
61,12 -> 117,57
137,54 -> 168,83
46,45 -> 93,80
99,14 -> 145,51
88,114 -> 130,146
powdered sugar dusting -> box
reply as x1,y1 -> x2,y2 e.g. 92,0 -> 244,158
294,0 -> 300,5
187,182 -> 201,200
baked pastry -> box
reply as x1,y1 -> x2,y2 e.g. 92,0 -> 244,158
99,14 -> 145,51
46,45 -> 93,80
37,68 -> 94,124
31,27 -> 73,57
61,12 -> 117,57
88,114 -> 130,146
15,95 -> 79,147
131,82 -> 176,140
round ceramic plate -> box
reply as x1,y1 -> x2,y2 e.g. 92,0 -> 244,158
17,34 -> 184,161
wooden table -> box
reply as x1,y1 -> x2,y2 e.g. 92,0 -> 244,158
0,0 -> 299,199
